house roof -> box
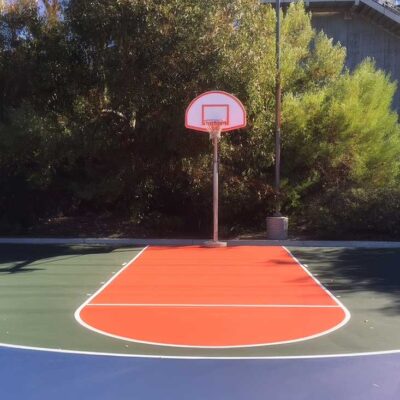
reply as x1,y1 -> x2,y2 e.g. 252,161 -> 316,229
262,0 -> 400,35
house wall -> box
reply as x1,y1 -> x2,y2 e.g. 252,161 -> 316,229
312,12 -> 400,112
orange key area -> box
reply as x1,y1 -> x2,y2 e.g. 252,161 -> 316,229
78,246 -> 348,347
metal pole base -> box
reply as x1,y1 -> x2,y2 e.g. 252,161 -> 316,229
203,240 -> 227,248
266,216 -> 288,240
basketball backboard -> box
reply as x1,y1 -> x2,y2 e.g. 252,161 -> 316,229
185,91 -> 246,133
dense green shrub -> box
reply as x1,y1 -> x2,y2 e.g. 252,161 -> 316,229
1,0 -> 399,237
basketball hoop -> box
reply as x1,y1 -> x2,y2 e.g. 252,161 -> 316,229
185,91 -> 247,247
205,119 -> 224,140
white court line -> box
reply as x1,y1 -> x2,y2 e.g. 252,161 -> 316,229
282,246 -> 351,335
87,303 -> 341,308
1,340 -> 400,360
1,246 -> 398,359
73,245 -> 351,349
74,246 -> 149,340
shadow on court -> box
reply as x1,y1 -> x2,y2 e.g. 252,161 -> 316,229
0,244 -> 117,275
291,248 -> 400,314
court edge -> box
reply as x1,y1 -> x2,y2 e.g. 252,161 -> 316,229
1,237 -> 400,248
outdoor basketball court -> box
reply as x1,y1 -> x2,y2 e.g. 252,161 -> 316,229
1,242 -> 400,399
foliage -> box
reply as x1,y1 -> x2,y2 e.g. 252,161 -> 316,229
0,0 -> 399,237
283,59 -> 400,233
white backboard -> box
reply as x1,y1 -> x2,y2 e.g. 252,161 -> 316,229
185,91 -> 246,133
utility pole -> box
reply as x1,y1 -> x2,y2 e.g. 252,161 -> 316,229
274,0 -> 282,217
266,0 -> 288,240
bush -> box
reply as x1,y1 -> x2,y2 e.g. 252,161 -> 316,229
1,1 -> 400,238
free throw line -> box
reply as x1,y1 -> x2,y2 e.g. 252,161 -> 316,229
87,303 -> 341,308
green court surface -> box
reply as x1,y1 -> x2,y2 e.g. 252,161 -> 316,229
0,244 -> 400,358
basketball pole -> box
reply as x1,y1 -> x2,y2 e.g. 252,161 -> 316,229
205,129 -> 226,247
204,131 -> 226,247
212,135 -> 219,242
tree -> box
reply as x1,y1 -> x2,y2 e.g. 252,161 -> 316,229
1,0 -> 399,237
283,59 -> 400,234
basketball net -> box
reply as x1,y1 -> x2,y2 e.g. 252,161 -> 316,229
205,120 -> 224,140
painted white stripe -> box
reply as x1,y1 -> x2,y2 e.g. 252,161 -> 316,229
1,340 -> 400,360
74,247 -> 148,338
86,303 -> 341,309
0,245 -> 396,359
282,246 -> 351,335
73,246 -> 351,349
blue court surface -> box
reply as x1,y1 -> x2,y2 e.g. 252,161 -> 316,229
1,347 -> 400,399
